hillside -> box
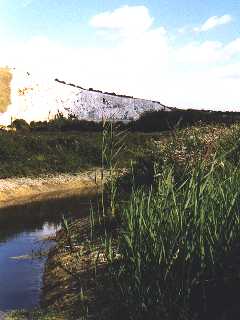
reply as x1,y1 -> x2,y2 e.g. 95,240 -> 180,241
0,67 -> 170,125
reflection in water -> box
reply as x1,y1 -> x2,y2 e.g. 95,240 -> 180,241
0,194 -> 95,312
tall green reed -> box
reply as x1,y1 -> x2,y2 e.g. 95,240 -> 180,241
117,160 -> 240,319
100,119 -> 127,217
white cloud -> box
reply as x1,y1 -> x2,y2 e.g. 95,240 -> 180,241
175,37 -> 240,65
224,38 -> 240,57
0,6 -> 240,111
194,14 -> 232,32
176,41 -> 224,64
177,26 -> 189,34
90,5 -> 154,36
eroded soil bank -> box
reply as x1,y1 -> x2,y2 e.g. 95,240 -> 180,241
42,216 -> 120,320
0,170 -> 103,209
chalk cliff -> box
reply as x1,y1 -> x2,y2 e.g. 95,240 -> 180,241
0,67 -> 171,125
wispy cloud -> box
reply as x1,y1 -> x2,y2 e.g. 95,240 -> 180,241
21,0 -> 33,8
194,14 -> 232,32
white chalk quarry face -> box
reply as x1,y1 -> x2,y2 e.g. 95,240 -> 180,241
0,68 -> 71,125
0,67 -> 169,126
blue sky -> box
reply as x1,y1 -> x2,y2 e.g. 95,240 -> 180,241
0,0 -> 240,109
1,0 -> 239,45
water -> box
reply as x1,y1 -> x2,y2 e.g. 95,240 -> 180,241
0,194 -> 94,312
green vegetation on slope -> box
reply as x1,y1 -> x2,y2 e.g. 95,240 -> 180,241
6,123 -> 240,319
8,107 -> 240,134
0,130 -> 158,178
111,124 -> 240,319
42,123 -> 240,320
0,132 -> 101,178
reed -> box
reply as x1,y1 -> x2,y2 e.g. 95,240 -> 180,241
58,123 -> 240,319
100,119 -> 128,217
115,159 -> 240,319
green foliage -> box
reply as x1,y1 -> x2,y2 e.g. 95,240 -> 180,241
89,123 -> 240,319
5,309 -> 66,319
0,130 -> 157,178
217,124 -> 240,165
11,119 -> 30,131
133,109 -> 239,132
24,122 -> 240,319
11,107 -> 240,135
29,113 -> 103,132
7,122 -> 240,318
114,161 -> 240,319
0,131 -> 102,178
118,125 -> 228,191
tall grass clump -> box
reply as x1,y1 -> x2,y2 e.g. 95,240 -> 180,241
116,161 -> 240,319
99,119 -> 127,218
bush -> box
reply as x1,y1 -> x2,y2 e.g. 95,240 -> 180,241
11,119 -> 30,131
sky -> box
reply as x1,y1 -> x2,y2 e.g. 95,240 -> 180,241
0,0 -> 240,110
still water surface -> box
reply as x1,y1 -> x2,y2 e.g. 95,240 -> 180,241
0,194 -> 94,312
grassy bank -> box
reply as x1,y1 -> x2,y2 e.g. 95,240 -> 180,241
6,123 -> 240,319
0,131 -> 100,178
0,130 -> 158,178
40,123 -> 240,319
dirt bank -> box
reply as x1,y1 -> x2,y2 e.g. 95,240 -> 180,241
42,216 -> 121,319
0,170 -> 103,208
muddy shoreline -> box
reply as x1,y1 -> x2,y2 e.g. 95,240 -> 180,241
0,170 -> 103,209
41,216 -> 115,319
0,169 -> 113,318
41,217 -> 91,318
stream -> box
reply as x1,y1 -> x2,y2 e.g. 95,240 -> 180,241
0,193 -> 95,312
